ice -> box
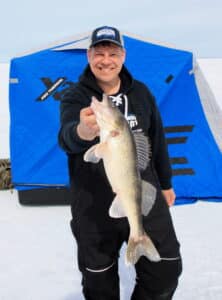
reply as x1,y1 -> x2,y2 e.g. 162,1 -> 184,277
0,191 -> 222,299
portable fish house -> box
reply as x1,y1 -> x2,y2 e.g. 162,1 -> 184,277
9,32 -> 222,204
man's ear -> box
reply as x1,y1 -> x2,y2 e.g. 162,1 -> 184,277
122,48 -> 126,64
87,48 -> 91,62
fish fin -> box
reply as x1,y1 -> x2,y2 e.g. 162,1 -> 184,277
141,180 -> 157,216
125,234 -> 161,265
109,195 -> 126,218
133,132 -> 151,171
84,144 -> 101,163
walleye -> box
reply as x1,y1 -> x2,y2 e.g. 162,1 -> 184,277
84,94 -> 161,265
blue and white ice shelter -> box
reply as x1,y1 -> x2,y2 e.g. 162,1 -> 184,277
9,32 -> 222,204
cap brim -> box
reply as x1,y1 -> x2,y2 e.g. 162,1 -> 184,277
89,38 -> 123,48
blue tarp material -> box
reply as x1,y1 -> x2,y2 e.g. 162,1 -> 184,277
9,34 -> 222,204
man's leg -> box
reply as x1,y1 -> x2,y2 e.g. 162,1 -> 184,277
131,206 -> 182,300
81,259 -> 120,300
71,220 -> 122,300
131,257 -> 182,300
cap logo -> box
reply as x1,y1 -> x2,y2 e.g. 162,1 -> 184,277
96,28 -> 116,38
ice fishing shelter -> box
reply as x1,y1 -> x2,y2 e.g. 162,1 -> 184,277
9,32 -> 222,205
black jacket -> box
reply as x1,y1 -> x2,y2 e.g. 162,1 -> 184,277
58,65 -> 172,232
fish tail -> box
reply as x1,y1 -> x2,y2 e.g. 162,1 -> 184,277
125,234 -> 161,265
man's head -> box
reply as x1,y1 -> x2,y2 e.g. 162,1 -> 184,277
87,26 -> 126,86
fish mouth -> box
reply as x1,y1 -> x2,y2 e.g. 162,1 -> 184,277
91,95 -> 125,132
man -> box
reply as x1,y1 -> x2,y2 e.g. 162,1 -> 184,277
58,25 -> 182,300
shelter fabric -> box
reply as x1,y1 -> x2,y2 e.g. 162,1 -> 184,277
9,34 -> 222,204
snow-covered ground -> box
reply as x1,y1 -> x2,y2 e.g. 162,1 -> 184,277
1,60 -> 222,299
0,190 -> 222,300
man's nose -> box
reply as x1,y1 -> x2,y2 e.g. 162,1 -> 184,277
101,54 -> 112,64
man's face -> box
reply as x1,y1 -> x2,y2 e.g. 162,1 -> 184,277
87,43 -> 126,85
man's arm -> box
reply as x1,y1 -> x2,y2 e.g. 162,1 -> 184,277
148,95 -> 176,206
58,88 -> 98,154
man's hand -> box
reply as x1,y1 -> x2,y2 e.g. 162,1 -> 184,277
77,107 -> 99,141
162,188 -> 176,207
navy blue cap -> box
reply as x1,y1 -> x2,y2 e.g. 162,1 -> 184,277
89,26 -> 124,48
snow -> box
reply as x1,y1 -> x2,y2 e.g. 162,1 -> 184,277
0,190 -> 222,299
1,60 -> 222,299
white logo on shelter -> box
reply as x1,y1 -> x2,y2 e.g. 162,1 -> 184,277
97,29 -> 116,38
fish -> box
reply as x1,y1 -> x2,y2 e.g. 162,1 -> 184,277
84,94 -> 161,265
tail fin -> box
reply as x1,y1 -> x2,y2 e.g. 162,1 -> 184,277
125,234 -> 161,265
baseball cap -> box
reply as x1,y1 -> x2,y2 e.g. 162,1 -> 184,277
89,26 -> 124,48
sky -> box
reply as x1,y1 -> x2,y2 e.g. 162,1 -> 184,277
0,0 -> 222,62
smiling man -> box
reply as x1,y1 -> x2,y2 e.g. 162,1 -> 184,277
58,26 -> 182,300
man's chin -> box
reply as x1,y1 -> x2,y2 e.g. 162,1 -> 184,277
97,76 -> 116,83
